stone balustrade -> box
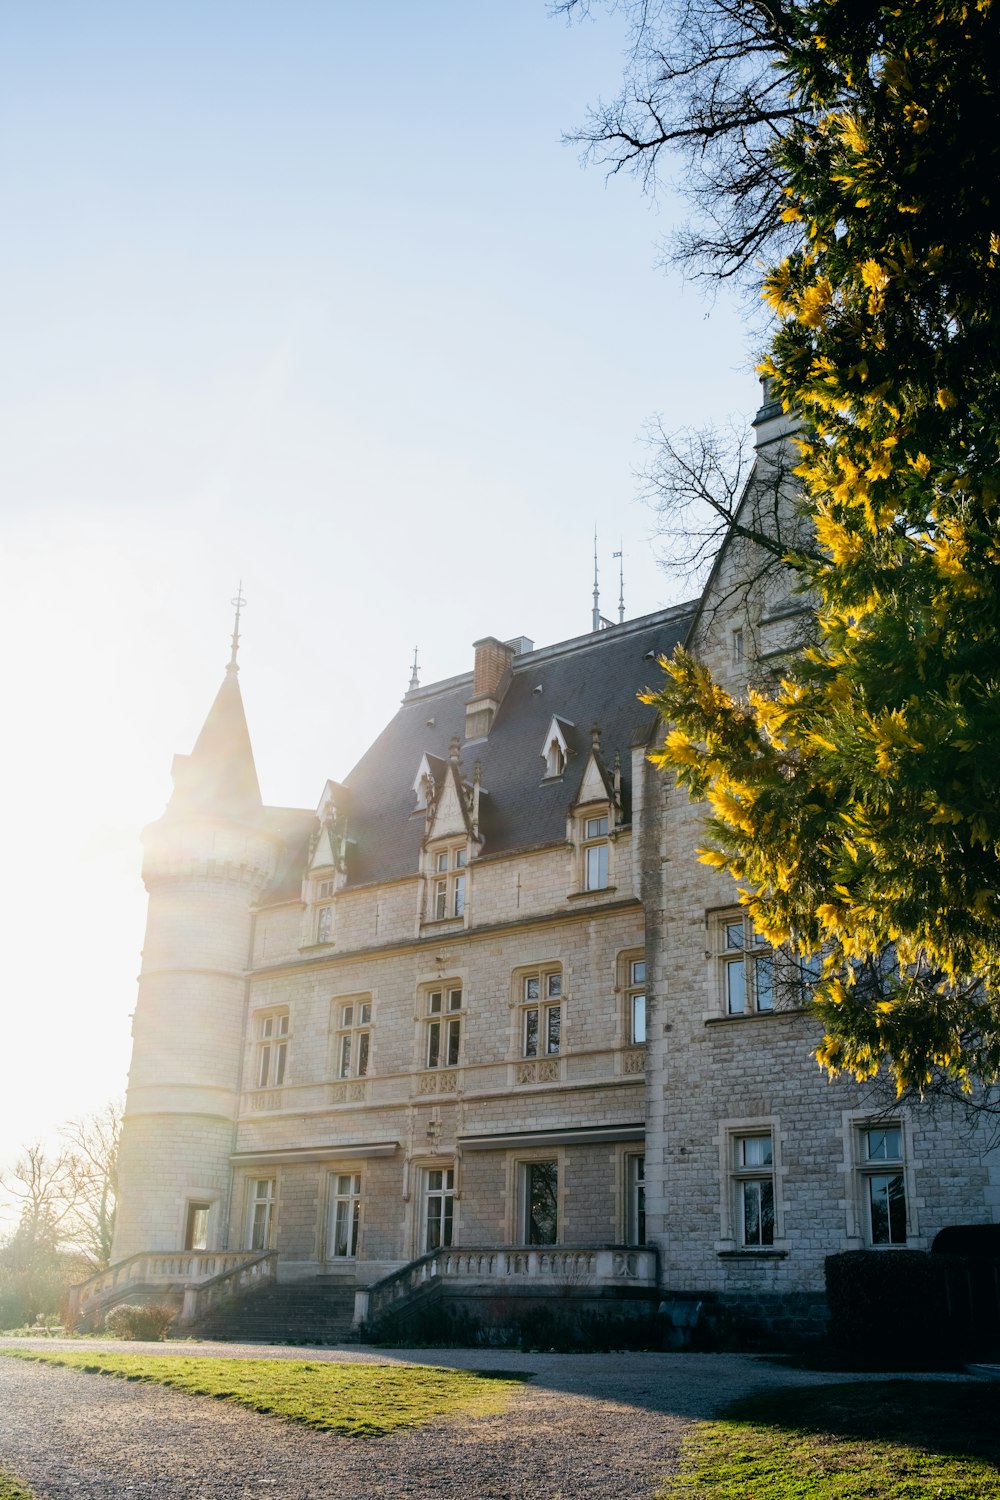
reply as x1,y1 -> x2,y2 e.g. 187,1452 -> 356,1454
67,1250 -> 277,1327
355,1244 -> 659,1328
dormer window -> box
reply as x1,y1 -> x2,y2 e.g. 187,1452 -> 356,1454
430,844 -> 467,920
583,813 -> 610,891
540,716 -> 572,781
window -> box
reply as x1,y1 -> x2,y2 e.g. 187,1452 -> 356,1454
521,1160 -> 558,1245
425,985 -> 462,1069
256,1011 -> 289,1088
719,916 -> 774,1015
626,1154 -> 646,1243
335,999 -> 371,1079
627,958 -> 646,1044
521,969 -> 562,1057
247,1178 -> 275,1250
424,1166 -> 455,1251
184,1201 -> 211,1251
329,1173 -> 361,1258
583,814 -> 610,891
733,1134 -> 775,1247
860,1125 -> 907,1245
316,904 -> 333,943
545,739 -> 565,777
430,845 -> 466,920
732,627 -> 745,665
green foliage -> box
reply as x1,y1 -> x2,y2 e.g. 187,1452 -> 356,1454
0,1350 -> 526,1436
103,1303 -> 175,1341
650,0 -> 1000,1095
660,1380 -> 1000,1499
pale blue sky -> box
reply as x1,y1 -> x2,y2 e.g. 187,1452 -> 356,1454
0,2 -> 757,1178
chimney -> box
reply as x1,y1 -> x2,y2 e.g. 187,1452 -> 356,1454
466,635 -> 516,739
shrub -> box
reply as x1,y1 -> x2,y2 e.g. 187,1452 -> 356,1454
104,1303 -> 174,1341
824,1251 -> 954,1368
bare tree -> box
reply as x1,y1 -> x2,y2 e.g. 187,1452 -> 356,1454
555,0 -> 811,283
61,1101 -> 121,1269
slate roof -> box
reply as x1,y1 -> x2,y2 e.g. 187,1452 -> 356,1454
331,603 -> 696,890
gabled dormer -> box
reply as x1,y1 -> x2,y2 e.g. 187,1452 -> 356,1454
567,727 -> 623,896
303,779 -> 349,945
412,752 -> 447,815
540,715 -> 574,780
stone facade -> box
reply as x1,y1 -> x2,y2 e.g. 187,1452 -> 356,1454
113,391 -> 1000,1332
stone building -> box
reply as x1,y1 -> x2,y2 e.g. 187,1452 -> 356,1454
91,390 -> 999,1339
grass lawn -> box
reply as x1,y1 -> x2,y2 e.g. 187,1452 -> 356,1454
0,1469 -> 36,1500
1,1349 -> 527,1436
661,1379 -> 1000,1500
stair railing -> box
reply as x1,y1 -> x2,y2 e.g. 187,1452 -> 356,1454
67,1249 -> 277,1327
354,1243 -> 659,1329
178,1251 -> 278,1325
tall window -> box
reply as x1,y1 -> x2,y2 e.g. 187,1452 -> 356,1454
583,814 -> 610,891
426,985 -> 462,1069
248,1178 -> 275,1250
257,1011 -> 289,1088
626,1154 -> 646,1243
431,846 -> 466,920
424,1166 -> 455,1251
627,958 -> 646,1044
860,1125 -> 907,1245
185,1201 -> 211,1251
336,999 -> 371,1079
316,904 -> 333,943
733,1134 -> 774,1247
329,1173 -> 361,1258
522,969 -> 562,1057
521,1160 -> 559,1245
718,916 -> 774,1015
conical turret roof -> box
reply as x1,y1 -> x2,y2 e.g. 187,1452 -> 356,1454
168,664 -> 263,821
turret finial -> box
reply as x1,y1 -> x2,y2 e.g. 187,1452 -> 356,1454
409,645 -> 420,692
613,543 -> 625,625
227,583 -> 246,675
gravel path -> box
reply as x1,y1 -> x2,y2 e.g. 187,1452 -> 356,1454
0,1338 -> 974,1500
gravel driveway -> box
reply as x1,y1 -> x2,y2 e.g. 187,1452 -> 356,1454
0,1337 -> 973,1500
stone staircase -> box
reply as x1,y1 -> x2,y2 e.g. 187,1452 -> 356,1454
190,1276 -> 357,1344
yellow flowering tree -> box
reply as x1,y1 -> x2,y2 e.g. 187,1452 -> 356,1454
643,0 -> 1000,1095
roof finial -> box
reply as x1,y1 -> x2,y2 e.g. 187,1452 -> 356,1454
227,582 -> 246,675
409,645 -> 420,692
592,528 -> 601,633
613,543 -> 625,624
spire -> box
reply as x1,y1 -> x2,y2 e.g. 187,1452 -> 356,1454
167,593 -> 262,820
409,645 -> 420,692
592,529 -> 601,632
227,582 -> 245,676
614,545 -> 625,624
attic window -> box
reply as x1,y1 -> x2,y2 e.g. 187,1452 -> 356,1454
540,716 -> 572,781
412,753 -> 438,812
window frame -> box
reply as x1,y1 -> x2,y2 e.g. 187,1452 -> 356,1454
520,967 -> 563,1058
334,997 -> 372,1080
857,1122 -> 909,1247
423,1164 -> 456,1252
716,912 -> 774,1016
582,812 -> 611,892
246,1176 -> 276,1251
327,1170 -> 362,1259
625,1152 -> 646,1245
428,843 -> 468,921
518,1158 -> 560,1246
255,1009 -> 289,1090
732,1132 -> 776,1248
424,983 -> 463,1070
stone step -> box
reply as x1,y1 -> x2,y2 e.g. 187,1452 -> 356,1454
192,1279 -> 357,1344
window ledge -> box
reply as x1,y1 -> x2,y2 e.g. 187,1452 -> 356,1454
566,886 -> 617,902
421,917 -> 465,929
705,1007 -> 809,1027
717,1249 -> 789,1260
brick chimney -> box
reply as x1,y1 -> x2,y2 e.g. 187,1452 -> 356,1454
466,636 -> 516,739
